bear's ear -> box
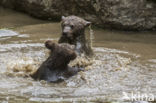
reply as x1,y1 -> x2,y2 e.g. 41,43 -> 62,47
45,40 -> 56,51
69,51 -> 77,60
62,16 -> 66,21
85,21 -> 91,27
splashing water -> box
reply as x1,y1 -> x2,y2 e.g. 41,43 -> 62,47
0,7 -> 156,102
0,30 -> 155,103
0,29 -> 18,37
6,57 -> 39,77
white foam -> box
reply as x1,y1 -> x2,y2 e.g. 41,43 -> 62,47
0,29 -> 18,37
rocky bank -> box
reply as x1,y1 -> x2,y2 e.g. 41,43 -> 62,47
0,0 -> 156,31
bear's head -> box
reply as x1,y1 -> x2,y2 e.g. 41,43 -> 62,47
45,40 -> 77,68
61,16 -> 91,40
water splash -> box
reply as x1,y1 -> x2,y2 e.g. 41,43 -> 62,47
0,29 -> 18,37
6,57 -> 39,77
69,54 -> 93,68
0,46 -> 155,103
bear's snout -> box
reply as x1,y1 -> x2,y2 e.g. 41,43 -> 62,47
63,26 -> 72,37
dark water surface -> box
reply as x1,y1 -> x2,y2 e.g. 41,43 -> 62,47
0,7 -> 156,103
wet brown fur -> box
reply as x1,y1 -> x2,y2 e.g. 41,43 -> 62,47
58,16 -> 93,57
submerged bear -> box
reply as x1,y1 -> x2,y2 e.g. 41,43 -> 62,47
58,15 -> 94,57
31,40 -> 83,82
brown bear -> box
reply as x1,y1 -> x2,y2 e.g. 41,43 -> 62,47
58,16 -> 93,57
31,40 -> 83,82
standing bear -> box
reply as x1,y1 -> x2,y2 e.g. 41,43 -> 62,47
31,40 -> 83,82
58,16 -> 93,57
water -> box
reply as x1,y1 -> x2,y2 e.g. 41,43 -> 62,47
0,7 -> 156,103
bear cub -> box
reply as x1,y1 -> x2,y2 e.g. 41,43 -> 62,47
32,40 -> 83,82
58,16 -> 93,57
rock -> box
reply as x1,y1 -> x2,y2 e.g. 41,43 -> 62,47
0,0 -> 156,31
